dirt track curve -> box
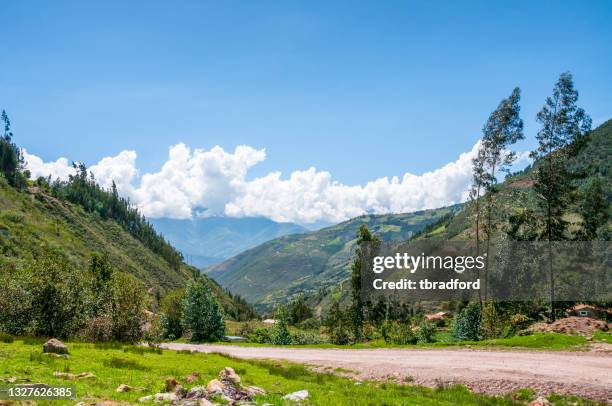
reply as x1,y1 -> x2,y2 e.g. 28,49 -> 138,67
160,343 -> 612,402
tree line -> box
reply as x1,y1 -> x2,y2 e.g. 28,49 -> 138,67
0,111 -> 183,270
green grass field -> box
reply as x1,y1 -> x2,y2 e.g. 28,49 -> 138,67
0,339 -> 602,405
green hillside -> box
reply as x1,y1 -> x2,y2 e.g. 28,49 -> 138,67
418,118 -> 612,242
0,177 -> 249,317
207,206 -> 459,309
208,119 -> 611,312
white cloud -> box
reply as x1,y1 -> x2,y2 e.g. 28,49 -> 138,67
225,144 -> 479,223
23,150 -> 74,181
89,150 -> 138,192
23,142 -> 526,224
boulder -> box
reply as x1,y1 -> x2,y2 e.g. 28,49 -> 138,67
245,386 -> 266,396
154,392 -> 179,402
43,338 -> 68,354
165,377 -> 179,392
138,395 -> 154,403
198,400 -> 215,406
528,397 -> 552,406
186,386 -> 207,399
219,367 -> 241,385
206,379 -> 225,394
283,390 -> 309,402
174,385 -> 186,398
116,384 -> 131,392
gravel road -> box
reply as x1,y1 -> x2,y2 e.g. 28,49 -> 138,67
159,343 -> 612,402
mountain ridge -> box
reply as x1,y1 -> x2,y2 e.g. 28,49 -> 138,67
151,216 -> 307,268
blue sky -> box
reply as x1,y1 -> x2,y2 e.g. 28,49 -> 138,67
1,1 -> 611,222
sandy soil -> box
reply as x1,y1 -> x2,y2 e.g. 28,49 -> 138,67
160,343 -> 612,402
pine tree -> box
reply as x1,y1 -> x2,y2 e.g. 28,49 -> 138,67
531,72 -> 591,320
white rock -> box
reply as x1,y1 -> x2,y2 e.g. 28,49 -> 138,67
283,390 -> 309,402
154,392 -> 179,402
245,385 -> 266,396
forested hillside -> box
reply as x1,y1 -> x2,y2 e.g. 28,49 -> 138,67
0,110 -> 255,327
208,117 -> 610,314
416,118 -> 611,242
207,206 -> 459,310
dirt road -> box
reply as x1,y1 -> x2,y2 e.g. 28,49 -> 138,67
160,343 -> 612,402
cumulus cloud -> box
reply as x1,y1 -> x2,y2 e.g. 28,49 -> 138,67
225,144 -> 479,223
22,150 -> 75,181
23,142 -> 525,224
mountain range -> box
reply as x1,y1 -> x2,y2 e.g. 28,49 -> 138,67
206,206 -> 460,310
150,217 -> 307,268
206,119 -> 611,312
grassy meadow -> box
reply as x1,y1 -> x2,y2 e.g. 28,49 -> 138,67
0,339 -> 603,406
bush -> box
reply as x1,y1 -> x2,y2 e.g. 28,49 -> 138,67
143,314 -> 165,346
248,328 -> 271,344
79,315 -> 114,342
480,301 -> 501,339
324,300 -> 350,345
110,272 -> 148,342
270,305 -> 292,345
297,317 -> 320,330
159,289 -> 185,339
416,321 -> 436,343
0,332 -> 14,343
182,279 -> 225,342
291,330 -> 327,345
0,250 -> 90,338
452,302 -> 481,341
381,321 -> 417,345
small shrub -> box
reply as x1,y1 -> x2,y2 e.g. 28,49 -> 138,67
111,273 -> 148,342
238,322 -> 255,337
297,317 -> 320,330
0,332 -> 14,343
324,300 -> 350,345
416,321 -> 436,343
452,302 -> 481,341
480,301 -> 501,339
143,314 -> 165,346
381,321 -> 417,345
291,331 -> 327,345
79,315 -> 113,342
248,328 -> 271,344
270,305 -> 292,345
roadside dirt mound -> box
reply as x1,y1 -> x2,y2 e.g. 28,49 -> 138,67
527,317 -> 609,336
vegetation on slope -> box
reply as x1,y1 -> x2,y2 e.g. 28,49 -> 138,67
207,206 -> 460,309
419,118 -> 611,242
0,109 -> 256,322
